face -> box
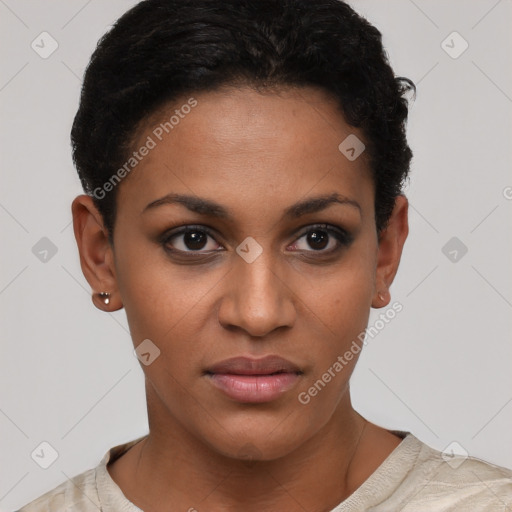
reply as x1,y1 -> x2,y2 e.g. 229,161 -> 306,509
73,85 -> 408,460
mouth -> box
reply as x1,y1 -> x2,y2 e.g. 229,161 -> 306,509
204,355 -> 303,403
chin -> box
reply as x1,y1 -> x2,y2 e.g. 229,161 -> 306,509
195,409 -> 316,462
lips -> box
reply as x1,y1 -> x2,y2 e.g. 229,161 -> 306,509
204,355 -> 303,403
206,355 -> 302,376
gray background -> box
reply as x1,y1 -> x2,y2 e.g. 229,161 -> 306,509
1,0 -> 511,510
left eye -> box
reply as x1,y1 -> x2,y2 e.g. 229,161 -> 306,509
288,225 -> 349,253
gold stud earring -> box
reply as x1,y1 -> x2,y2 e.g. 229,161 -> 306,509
98,292 -> 111,305
378,291 -> 386,302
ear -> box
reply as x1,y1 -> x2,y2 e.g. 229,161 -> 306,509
71,194 -> 123,312
371,194 -> 409,308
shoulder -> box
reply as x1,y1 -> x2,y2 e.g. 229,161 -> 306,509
396,436 -> 512,511
425,453 -> 512,509
15,468 -> 99,512
15,435 -> 147,512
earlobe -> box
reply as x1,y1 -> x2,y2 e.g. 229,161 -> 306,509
71,195 -> 123,311
91,290 -> 120,312
372,289 -> 389,309
372,194 -> 409,308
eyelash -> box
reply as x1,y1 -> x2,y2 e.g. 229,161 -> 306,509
160,223 -> 353,259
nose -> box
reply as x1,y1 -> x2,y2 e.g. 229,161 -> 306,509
218,248 -> 297,338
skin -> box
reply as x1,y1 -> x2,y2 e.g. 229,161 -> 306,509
72,85 -> 409,512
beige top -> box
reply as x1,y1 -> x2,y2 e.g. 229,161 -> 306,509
17,431 -> 512,511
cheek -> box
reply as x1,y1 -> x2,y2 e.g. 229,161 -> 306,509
313,253 -> 374,340
295,272 -> 372,417
115,238 -> 210,339
298,250 -> 374,396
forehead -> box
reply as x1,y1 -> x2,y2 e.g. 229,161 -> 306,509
117,85 -> 374,220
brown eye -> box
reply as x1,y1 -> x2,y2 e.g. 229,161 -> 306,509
181,230 -> 208,250
306,229 -> 330,250
163,226 -> 221,253
288,224 -> 352,254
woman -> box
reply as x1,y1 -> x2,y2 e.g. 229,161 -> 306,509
18,0 -> 512,510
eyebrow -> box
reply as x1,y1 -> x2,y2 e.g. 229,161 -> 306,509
142,192 -> 361,219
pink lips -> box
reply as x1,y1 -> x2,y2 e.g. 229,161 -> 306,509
205,355 -> 303,403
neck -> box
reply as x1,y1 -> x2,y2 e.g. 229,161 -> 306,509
110,389 -> 379,512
